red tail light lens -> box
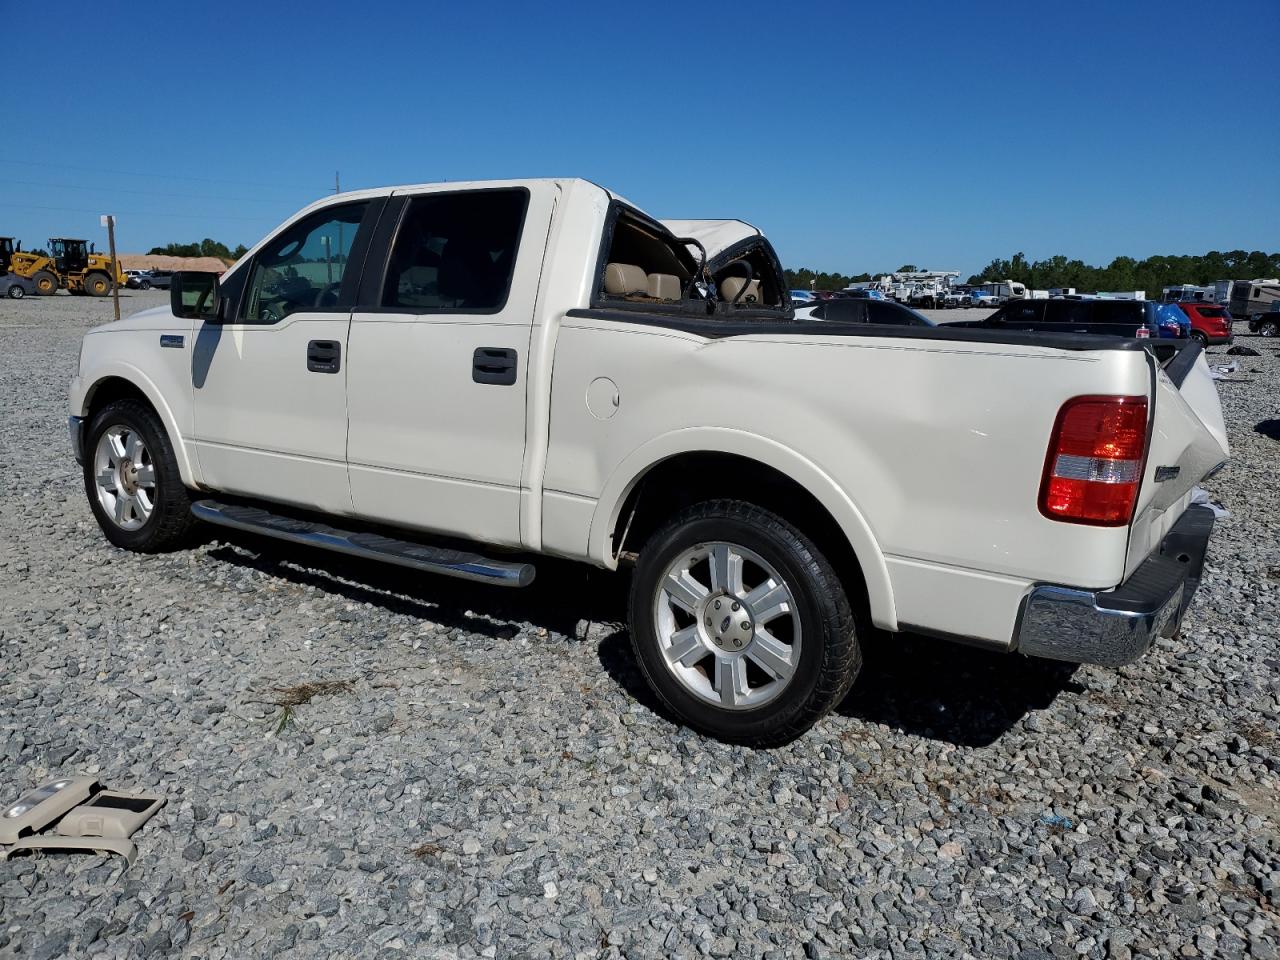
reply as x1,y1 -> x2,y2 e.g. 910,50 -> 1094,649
1040,396 -> 1149,526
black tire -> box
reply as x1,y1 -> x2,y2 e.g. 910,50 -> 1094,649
83,399 -> 197,552
33,270 -> 57,295
628,499 -> 861,746
1261,319 -> 1279,338
84,272 -> 111,297
1191,331 -> 1209,348
140,279 -> 152,290
7,284 -> 23,299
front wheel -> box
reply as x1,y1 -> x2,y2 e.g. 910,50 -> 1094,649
139,279 -> 152,290
628,499 -> 861,746
83,399 -> 197,552
33,270 -> 57,295
1261,319 -> 1279,338
7,284 -> 23,299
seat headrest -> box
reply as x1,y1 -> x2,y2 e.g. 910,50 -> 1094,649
647,273 -> 682,301
721,276 -> 761,305
603,263 -> 647,296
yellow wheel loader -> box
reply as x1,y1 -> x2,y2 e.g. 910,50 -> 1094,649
9,238 -> 126,296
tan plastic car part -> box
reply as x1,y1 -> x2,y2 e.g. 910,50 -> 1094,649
0,777 -> 99,844
4,835 -> 135,866
55,790 -> 165,839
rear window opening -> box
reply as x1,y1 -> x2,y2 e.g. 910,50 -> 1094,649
709,246 -> 785,311
597,211 -> 698,307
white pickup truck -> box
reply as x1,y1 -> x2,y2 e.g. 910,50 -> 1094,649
69,178 -> 1229,745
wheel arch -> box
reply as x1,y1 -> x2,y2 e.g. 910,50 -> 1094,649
76,367 -> 198,487
589,429 -> 897,630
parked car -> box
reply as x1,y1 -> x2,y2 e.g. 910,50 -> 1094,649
789,289 -> 815,303
841,289 -> 885,300
940,290 -> 970,308
124,270 -> 153,290
1247,301 -> 1280,338
141,270 -> 173,290
1155,303 -> 1193,339
3,272 -> 36,299
969,292 -> 998,308
67,177 -> 1228,745
1177,302 -> 1233,346
960,298 -> 1190,339
796,298 -> 932,325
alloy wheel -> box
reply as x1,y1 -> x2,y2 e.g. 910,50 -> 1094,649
93,425 -> 156,531
653,541 -> 802,710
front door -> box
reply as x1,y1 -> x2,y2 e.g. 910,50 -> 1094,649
191,199 -> 378,515
346,186 -> 547,547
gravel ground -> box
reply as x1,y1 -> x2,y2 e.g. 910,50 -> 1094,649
1,290 -> 1277,960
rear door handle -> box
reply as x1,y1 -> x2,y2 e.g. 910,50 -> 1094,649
472,347 -> 517,386
307,339 -> 341,374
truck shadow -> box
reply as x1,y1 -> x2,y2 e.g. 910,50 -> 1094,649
833,632 -> 1081,748
203,531 -> 1079,750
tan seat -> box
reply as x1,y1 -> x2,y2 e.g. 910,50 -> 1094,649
647,273 -> 681,301
720,276 -> 761,305
603,262 -> 647,296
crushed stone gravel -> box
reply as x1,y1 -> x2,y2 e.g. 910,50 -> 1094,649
0,290 -> 1276,958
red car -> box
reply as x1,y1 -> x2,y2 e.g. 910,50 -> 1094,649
1178,301 -> 1233,346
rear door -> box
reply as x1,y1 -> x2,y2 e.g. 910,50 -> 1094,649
345,184 -> 553,547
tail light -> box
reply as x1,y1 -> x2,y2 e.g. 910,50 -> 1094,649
1040,396 -> 1149,526
1135,326 -> 1150,338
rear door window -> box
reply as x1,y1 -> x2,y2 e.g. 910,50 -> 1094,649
821,299 -> 868,323
381,189 -> 528,312
1002,301 -> 1046,324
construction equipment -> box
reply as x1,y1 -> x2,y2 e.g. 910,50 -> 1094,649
0,237 -> 15,275
9,238 -> 126,296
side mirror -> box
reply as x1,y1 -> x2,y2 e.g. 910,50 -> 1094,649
171,271 -> 222,321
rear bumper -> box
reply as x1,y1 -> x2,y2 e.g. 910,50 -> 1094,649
1014,505 -> 1215,666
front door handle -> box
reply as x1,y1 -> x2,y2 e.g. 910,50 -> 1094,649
472,347 -> 517,386
307,340 -> 341,374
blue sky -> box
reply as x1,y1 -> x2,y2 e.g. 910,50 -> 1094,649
6,0 -> 1276,277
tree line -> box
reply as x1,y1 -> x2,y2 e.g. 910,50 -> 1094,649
784,251 -> 1280,293
147,239 -> 248,262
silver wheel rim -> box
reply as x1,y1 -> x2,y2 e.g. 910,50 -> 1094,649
93,425 -> 156,531
653,541 -> 802,711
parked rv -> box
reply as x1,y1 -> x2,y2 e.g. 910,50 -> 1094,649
1229,279 -> 1280,320
975,280 -> 1027,303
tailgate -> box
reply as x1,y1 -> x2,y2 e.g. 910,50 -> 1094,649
1125,345 -> 1229,577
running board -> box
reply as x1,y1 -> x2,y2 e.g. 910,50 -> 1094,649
191,500 -> 535,587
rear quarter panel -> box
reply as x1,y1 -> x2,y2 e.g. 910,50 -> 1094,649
543,319 -> 1152,638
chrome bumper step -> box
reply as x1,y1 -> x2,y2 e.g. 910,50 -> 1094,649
191,500 -> 535,587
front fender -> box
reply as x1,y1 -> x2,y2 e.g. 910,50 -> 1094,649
588,427 -> 897,631
71,361 -> 199,488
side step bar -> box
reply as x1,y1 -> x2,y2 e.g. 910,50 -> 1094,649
191,500 -> 535,587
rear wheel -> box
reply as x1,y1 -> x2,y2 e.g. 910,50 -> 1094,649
7,284 -> 23,299
628,499 -> 861,746
33,270 -> 57,295
1261,319 -> 1279,338
84,272 -> 112,297
1191,330 -> 1209,348
84,399 -> 197,552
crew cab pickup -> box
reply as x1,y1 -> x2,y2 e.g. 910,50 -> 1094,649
68,179 -> 1230,745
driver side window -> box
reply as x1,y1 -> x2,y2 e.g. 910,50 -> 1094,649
241,202 -> 369,324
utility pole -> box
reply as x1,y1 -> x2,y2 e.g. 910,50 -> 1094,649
102,214 -> 120,322
335,171 -> 340,194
